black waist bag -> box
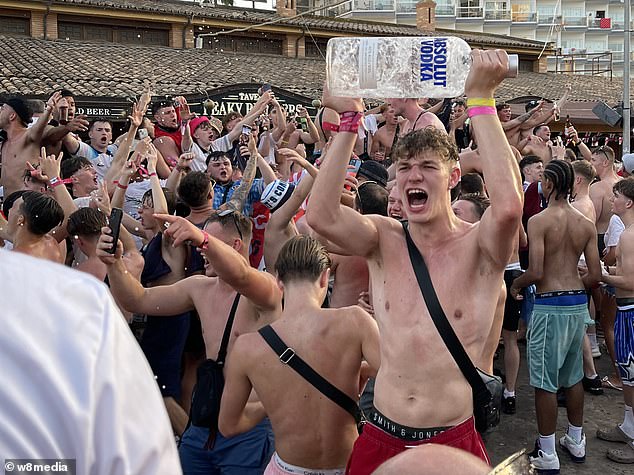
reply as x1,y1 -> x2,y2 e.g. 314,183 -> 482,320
474,369 -> 503,434
190,358 -> 225,429
188,293 -> 240,448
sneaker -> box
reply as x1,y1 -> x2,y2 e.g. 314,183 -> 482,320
559,433 -> 586,463
597,424 -> 634,443
582,375 -> 604,395
528,440 -> 560,474
502,395 -> 516,414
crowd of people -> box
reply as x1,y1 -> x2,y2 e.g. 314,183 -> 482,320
1,48 -> 634,475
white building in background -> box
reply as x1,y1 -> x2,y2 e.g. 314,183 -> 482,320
177,0 -> 630,77
321,0 -> 632,77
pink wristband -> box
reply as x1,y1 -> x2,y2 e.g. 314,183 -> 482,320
468,106 -> 497,118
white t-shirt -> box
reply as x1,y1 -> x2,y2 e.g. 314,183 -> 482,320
0,251 -> 182,474
184,136 -> 234,173
73,142 -> 119,181
605,215 -> 626,248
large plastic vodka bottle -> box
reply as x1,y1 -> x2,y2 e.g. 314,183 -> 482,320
326,36 -> 518,99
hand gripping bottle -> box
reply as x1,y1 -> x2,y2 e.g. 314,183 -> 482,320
326,36 -> 518,99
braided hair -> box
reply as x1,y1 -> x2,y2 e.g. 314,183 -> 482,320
543,159 -> 574,203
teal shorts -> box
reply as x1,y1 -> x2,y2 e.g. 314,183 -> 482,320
527,292 -> 589,393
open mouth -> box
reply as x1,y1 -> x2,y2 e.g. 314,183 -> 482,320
390,211 -> 403,220
407,189 -> 428,210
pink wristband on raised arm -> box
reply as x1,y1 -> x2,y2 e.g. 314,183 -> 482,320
467,106 -> 497,119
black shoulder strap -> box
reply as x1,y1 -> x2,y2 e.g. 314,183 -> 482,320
401,222 -> 490,403
389,123 -> 400,157
258,325 -> 361,424
216,293 -> 241,365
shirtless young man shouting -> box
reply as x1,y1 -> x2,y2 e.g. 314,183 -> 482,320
306,50 -> 523,472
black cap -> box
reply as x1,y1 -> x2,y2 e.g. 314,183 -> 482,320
358,160 -> 388,188
4,98 -> 33,126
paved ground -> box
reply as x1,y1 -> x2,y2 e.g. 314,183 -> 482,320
486,340 -> 631,474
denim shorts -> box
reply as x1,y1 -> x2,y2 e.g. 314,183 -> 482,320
179,419 -> 274,475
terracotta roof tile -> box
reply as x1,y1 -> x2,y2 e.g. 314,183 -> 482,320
0,35 -> 626,105
50,0 -> 551,50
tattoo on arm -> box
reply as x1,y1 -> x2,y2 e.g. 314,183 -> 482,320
225,153 -> 258,212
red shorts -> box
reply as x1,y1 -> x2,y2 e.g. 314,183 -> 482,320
345,417 -> 490,475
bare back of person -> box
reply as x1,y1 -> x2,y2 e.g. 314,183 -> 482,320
14,234 -> 63,264
529,205 -> 594,293
572,195 -> 596,223
75,256 -> 107,281
233,305 -> 369,469
591,177 -> 621,234
370,217 -> 501,427
329,254 -> 369,308
0,133 -> 40,198
189,277 -> 277,362
401,113 -> 444,136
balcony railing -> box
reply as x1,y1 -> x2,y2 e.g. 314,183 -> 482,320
611,20 -> 624,29
435,4 -> 457,15
352,0 -> 395,11
396,2 -> 417,13
552,51 -> 613,78
485,10 -> 511,20
563,16 -> 589,26
589,18 -> 613,29
512,12 -> 538,22
457,6 -> 484,18
538,15 -> 562,25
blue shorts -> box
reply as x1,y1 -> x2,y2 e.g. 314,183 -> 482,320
615,306 -> 634,388
179,419 -> 274,475
527,292 -> 589,393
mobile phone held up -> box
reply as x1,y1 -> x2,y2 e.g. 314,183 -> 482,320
345,157 -> 362,191
259,83 -> 272,95
107,208 -> 124,254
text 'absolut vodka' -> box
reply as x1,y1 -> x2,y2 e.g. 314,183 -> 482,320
419,38 -> 448,87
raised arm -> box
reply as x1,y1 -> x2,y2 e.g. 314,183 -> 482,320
264,171 -> 315,272
104,102 -> 145,193
154,214 -> 282,311
469,50 -> 523,268
38,148 -> 77,242
96,227 -> 197,315
42,115 -> 90,145
225,92 -> 273,143
25,92 -> 60,145
223,143 -> 258,213
305,93 -> 380,257
146,143 -> 169,215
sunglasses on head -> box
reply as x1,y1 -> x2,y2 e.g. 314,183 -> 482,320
217,208 -> 243,241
